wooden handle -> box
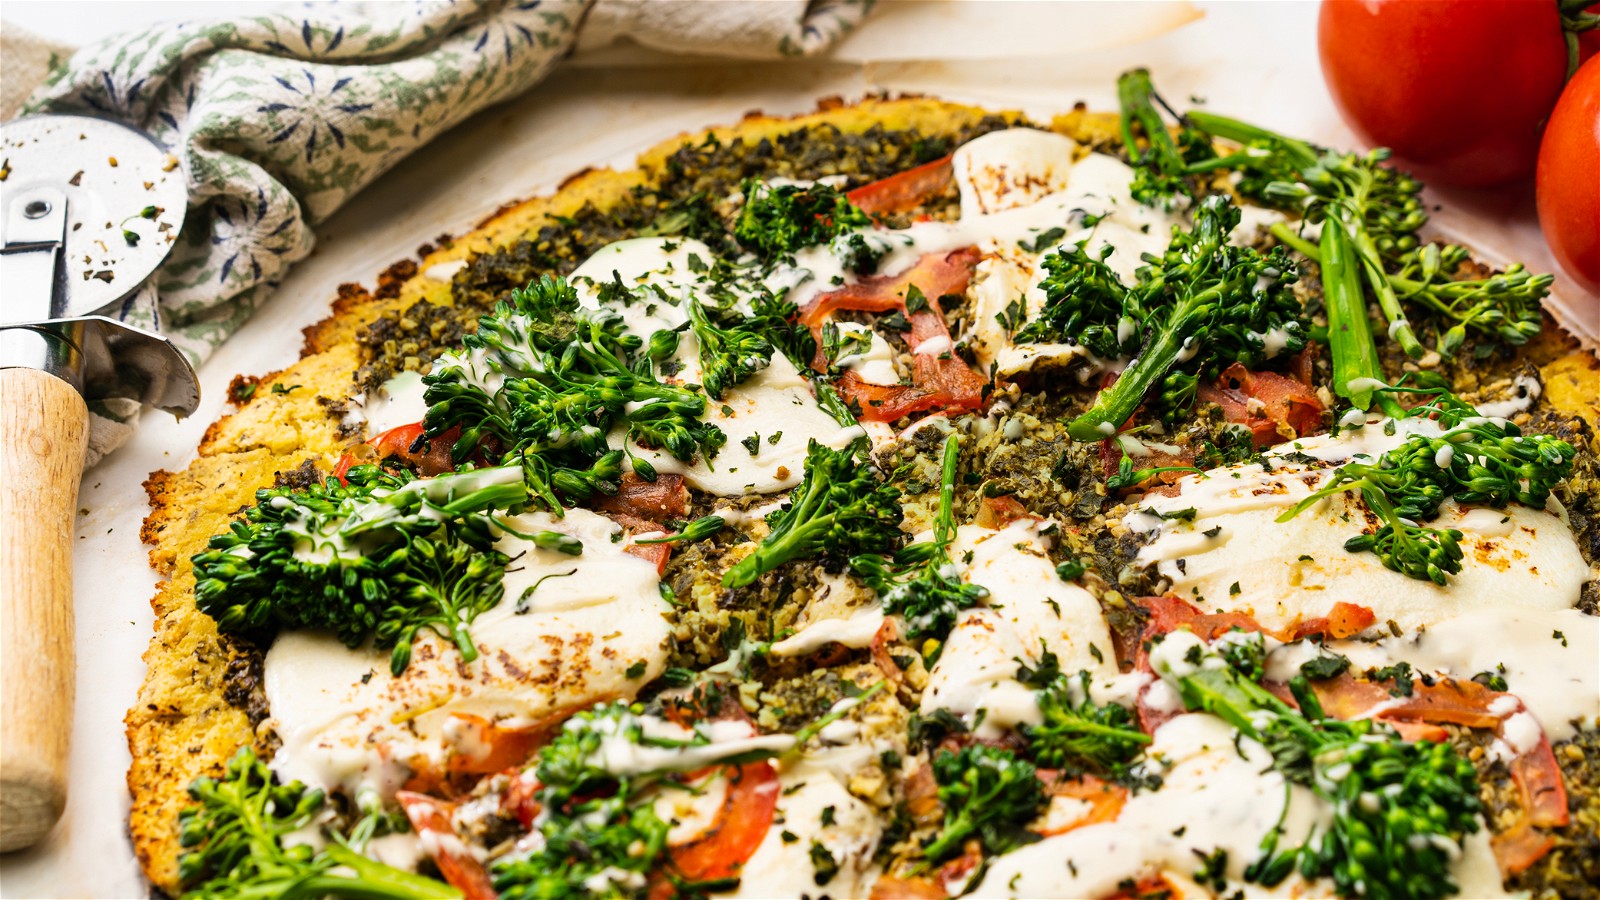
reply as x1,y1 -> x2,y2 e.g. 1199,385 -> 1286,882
0,367 -> 86,852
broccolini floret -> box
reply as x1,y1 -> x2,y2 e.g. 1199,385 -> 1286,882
1022,194 -> 1307,441
178,748 -> 457,900
1025,669 -> 1150,783
919,745 -> 1046,868
734,180 -> 872,263
1278,387 -> 1575,584
851,433 -> 986,643
192,464 -> 550,675
686,296 -> 774,400
422,275 -> 724,508
1170,648 -> 1483,900
722,439 -> 903,588
493,704 -> 675,900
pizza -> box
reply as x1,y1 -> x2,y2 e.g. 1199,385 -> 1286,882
130,71 -> 1600,900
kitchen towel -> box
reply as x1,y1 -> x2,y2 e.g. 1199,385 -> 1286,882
16,0 -> 873,463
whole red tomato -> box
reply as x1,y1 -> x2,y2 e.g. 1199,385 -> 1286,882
1536,55 -> 1600,297
1319,0 -> 1570,187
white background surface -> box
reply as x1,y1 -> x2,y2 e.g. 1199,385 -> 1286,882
0,2 -> 1593,897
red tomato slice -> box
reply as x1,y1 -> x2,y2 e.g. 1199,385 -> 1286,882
602,511 -> 674,574
1097,438 -> 1195,491
870,617 -> 908,685
869,875 -> 949,900
834,371 -> 944,423
1035,773 -> 1128,836
1285,602 -> 1375,641
592,472 -> 689,521
847,155 -> 955,215
500,767 -> 543,830
974,495 -> 1036,530
661,762 -> 780,886
1197,363 -> 1325,448
804,248 -> 983,421
395,791 -> 499,900
802,247 -> 981,330
334,422 -> 461,482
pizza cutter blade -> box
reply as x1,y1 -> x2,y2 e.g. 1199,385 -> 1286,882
0,114 -> 199,852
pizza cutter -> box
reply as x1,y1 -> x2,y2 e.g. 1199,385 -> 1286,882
0,115 -> 199,852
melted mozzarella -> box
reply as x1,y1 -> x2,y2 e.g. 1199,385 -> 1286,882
351,369 -> 428,435
264,508 -> 669,797
952,133 -> 1184,376
719,759 -> 881,899
953,127 -> 1081,216
1129,426 -> 1589,633
922,608 -> 1043,737
920,520 -> 1117,737
771,606 -> 885,658
578,712 -> 794,777
618,353 -> 863,495
569,236 -> 706,346
957,520 -> 1118,676
830,320 -> 900,383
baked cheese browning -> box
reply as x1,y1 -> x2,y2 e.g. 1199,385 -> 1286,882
132,82 -> 1600,900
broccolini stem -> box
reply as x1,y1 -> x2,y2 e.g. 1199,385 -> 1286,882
1347,207 -> 1426,361
1117,68 -> 1185,174
934,433 -> 959,547
1315,217 -> 1402,417
721,465 -> 831,588
1183,111 -> 1318,169
450,621 -> 479,666
1066,286 -> 1216,442
284,845 -> 464,900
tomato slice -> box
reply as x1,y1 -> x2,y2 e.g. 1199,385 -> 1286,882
395,791 -> 499,900
834,372 -> 943,423
334,422 -> 461,482
846,155 -> 955,215
1035,773 -> 1128,836
1197,363 -> 1325,448
500,767 -> 543,830
1309,672 -> 1570,874
870,617 -> 907,685
802,246 -> 980,330
592,472 -> 689,521
602,511 -> 674,574
1097,438 -> 1195,491
662,762 -> 781,886
803,247 -> 984,422
974,495 -> 1035,530
1285,602 -> 1375,641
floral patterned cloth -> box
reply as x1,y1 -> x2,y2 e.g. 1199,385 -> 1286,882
20,0 -> 873,464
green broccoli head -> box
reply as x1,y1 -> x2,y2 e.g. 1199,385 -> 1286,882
734,180 -> 871,262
